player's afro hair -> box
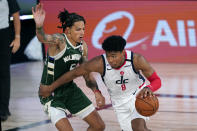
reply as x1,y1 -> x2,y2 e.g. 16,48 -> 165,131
102,35 -> 126,52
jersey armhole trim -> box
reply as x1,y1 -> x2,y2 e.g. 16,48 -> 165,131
131,51 -> 138,74
101,55 -> 106,82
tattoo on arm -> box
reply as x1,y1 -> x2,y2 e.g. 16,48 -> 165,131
36,27 -> 65,45
36,27 -> 47,41
49,34 -> 65,45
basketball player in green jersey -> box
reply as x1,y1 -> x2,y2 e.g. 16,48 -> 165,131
32,3 -> 105,131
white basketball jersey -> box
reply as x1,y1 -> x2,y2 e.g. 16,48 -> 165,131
101,50 -> 145,101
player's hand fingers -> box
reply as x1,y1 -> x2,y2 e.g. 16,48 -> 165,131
35,4 -> 39,12
142,87 -> 148,98
96,99 -> 105,108
147,88 -> 154,97
39,84 -> 50,98
97,102 -> 103,108
96,100 -> 101,108
32,7 -> 35,14
148,91 -> 152,97
151,91 -> 154,97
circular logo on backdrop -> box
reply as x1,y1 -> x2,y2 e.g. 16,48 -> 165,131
91,11 -> 149,49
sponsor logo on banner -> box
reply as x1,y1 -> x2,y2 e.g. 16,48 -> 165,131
153,20 -> 197,47
92,11 -> 197,49
92,11 -> 149,49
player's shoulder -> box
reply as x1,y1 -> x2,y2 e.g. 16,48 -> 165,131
82,55 -> 103,74
132,52 -> 148,70
51,33 -> 66,44
53,33 -> 65,38
133,52 -> 145,62
86,56 -> 103,68
91,55 -> 103,63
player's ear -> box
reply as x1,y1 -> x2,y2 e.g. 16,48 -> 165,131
66,27 -> 71,34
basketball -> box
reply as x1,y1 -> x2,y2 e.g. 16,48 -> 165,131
135,93 -> 159,117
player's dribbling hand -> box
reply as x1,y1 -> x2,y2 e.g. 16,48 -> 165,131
139,86 -> 154,98
95,92 -> 105,108
39,84 -> 52,98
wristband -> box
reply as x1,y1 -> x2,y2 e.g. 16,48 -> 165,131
94,89 -> 101,94
146,72 -> 161,92
146,85 -> 152,89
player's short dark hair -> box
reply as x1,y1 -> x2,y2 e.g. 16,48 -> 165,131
57,9 -> 86,32
102,35 -> 126,52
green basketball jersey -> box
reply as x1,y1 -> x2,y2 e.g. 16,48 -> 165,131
40,34 -> 84,105
39,34 -> 92,114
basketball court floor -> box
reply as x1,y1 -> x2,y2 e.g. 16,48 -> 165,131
2,61 -> 197,131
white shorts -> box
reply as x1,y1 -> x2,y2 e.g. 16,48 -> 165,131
112,87 -> 149,131
43,101 -> 95,125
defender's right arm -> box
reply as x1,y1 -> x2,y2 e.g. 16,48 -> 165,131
32,3 -> 65,45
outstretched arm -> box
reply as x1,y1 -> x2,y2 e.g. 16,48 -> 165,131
32,3 -> 65,45
39,56 -> 103,98
134,53 -> 161,97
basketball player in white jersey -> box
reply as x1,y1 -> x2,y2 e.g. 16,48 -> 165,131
39,35 -> 161,131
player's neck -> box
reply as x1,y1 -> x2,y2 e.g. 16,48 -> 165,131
121,55 -> 126,66
115,54 -> 126,69
67,37 -> 77,47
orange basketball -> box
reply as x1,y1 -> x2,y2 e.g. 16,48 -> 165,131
135,94 -> 159,117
